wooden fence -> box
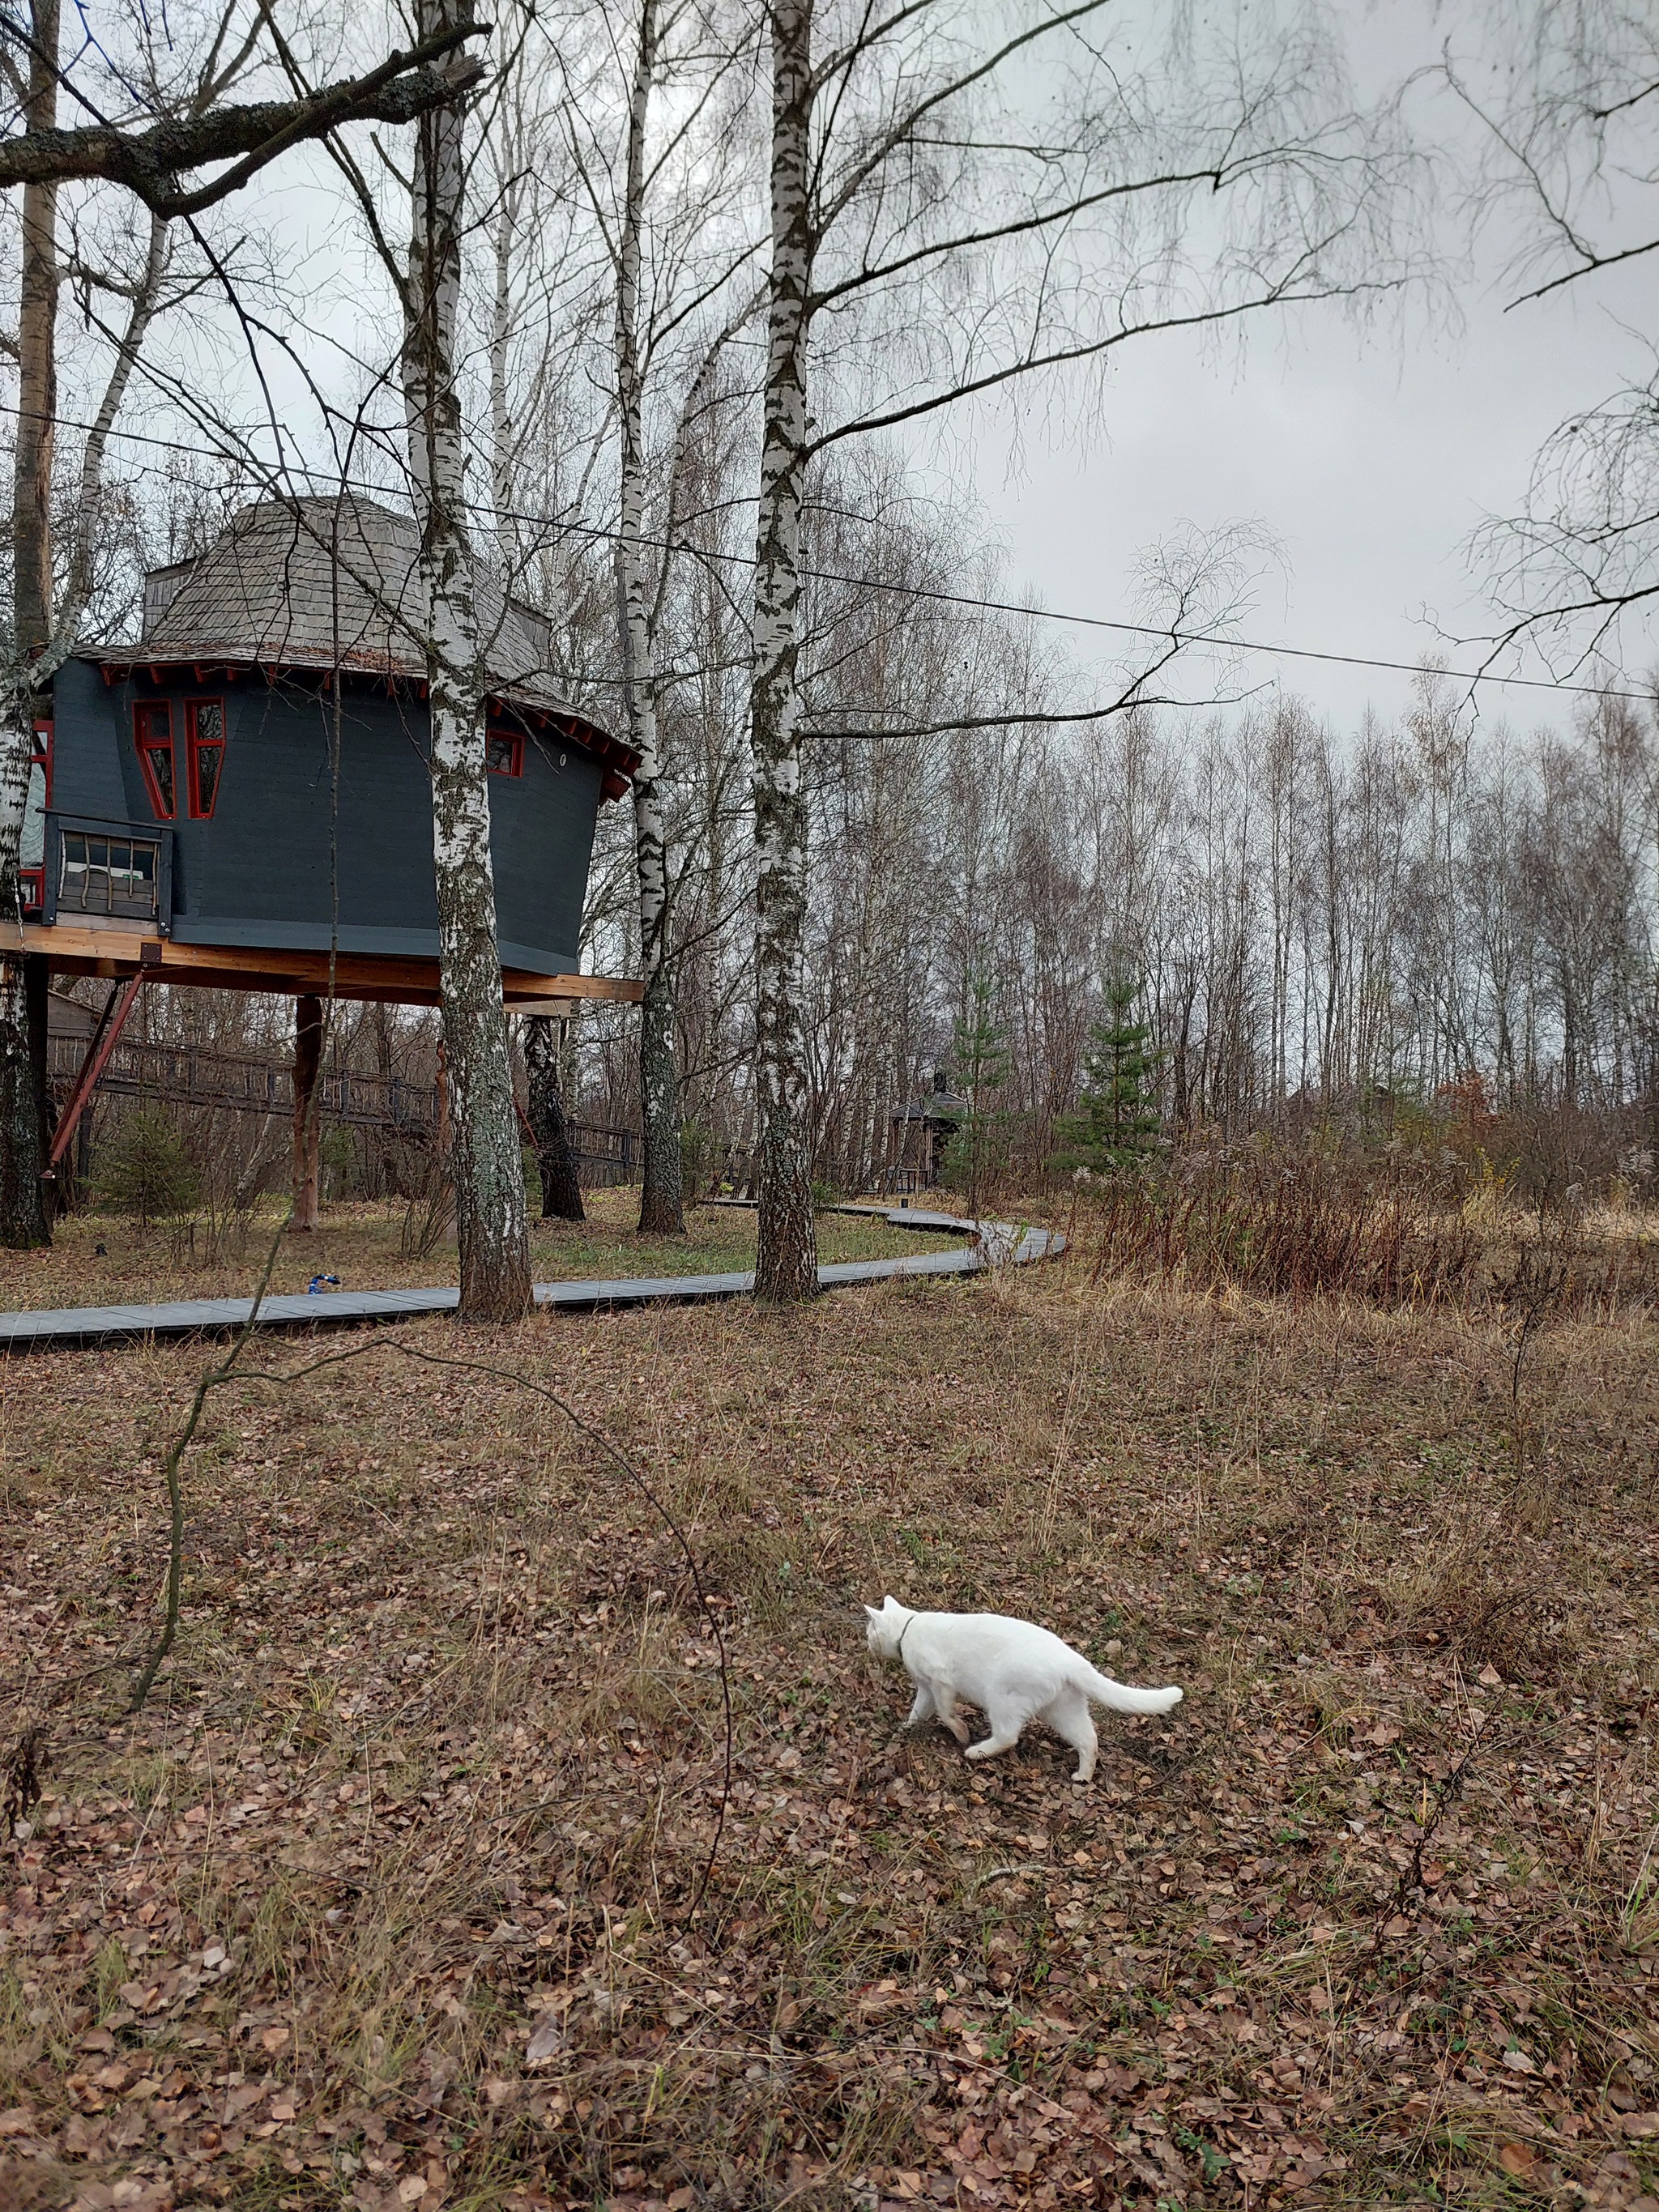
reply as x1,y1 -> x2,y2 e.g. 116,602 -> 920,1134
46,1034 -> 636,1185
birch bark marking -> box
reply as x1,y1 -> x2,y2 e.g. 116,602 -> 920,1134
0,0 -> 61,1249
751,0 -> 818,1299
403,0 -> 533,1321
615,0 -> 686,1237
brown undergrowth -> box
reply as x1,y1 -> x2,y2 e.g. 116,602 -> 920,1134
1,1256 -> 1657,2212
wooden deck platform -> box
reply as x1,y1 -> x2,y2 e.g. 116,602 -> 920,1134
2,920 -> 643,1011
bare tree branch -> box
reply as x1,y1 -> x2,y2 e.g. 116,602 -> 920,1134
0,25 -> 487,213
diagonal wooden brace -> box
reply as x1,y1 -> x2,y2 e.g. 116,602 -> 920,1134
45,973 -> 147,1174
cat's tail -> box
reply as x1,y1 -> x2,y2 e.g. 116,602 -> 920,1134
1077,1664 -> 1183,1716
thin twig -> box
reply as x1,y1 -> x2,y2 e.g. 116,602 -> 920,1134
126,1211 -> 292,1710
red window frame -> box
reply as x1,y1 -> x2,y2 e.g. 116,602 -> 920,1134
19,718 -> 50,914
186,697 -> 227,818
486,727 -> 523,778
134,700 -> 177,819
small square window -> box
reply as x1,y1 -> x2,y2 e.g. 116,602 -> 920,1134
487,728 -> 523,777
134,700 -> 176,818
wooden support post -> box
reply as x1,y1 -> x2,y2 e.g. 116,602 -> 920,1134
291,993 -> 322,1233
45,972 -> 144,1174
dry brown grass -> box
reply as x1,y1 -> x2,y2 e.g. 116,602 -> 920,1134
1,1249 -> 1657,2212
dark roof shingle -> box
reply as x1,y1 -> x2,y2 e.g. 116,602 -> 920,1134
132,495 -> 595,727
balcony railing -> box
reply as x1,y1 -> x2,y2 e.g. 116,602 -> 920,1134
45,1030 -> 637,1183
44,814 -> 172,931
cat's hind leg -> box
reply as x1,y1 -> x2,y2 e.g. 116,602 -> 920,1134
962,1691 -> 1027,1764
932,1686 -> 971,1746
1043,1685 -> 1098,1784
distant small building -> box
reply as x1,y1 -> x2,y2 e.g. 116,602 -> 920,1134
17,494 -> 639,1008
890,1069 -> 968,1186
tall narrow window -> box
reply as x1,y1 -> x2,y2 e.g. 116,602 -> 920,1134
134,700 -> 176,818
486,727 -> 523,777
186,698 -> 226,817
19,721 -> 49,912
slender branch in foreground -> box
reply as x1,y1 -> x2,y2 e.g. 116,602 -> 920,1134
126,1211 -> 293,1711
115,1328 -> 734,1920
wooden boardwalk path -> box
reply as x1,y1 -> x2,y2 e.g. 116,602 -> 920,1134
0,1211 -> 1061,1352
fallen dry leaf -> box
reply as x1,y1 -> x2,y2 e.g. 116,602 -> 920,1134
525,2013 -> 565,2065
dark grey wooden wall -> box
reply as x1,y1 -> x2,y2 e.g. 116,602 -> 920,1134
49,656 -> 603,978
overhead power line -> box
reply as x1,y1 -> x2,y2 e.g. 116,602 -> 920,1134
12,393 -> 1654,710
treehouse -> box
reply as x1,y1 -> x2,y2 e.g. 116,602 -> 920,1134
6,492 -> 641,1191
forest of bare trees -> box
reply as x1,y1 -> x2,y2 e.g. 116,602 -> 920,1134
575,628 -> 1659,1190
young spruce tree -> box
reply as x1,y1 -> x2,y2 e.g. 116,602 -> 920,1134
1054,975 -> 1164,1175
942,968 -> 1012,1218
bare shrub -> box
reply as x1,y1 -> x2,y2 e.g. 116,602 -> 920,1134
1367,1505 -> 1576,1677
398,1135 -> 455,1259
1085,1140 -> 1479,1308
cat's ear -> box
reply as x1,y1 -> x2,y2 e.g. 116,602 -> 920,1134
882,1594 -> 899,1611
863,1604 -> 881,1621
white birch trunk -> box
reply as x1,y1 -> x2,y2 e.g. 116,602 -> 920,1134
0,0 -> 59,1249
750,0 -> 818,1298
615,0 -> 686,1238
488,142 -> 521,575
403,0 -> 532,1321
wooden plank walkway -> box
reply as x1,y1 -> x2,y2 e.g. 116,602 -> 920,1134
0,1213 -> 1062,1352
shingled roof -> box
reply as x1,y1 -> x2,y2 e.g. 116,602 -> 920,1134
96,495 -> 634,792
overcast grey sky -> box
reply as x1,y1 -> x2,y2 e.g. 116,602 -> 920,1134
139,0 -> 1651,745
924,2 -> 1657,740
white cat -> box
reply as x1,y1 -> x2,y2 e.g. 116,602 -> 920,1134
864,1596 -> 1183,1784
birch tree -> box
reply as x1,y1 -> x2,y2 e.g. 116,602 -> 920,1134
550,0 -> 761,1237
524,1013 -> 585,1220
0,0 -> 489,1246
745,0 -> 1422,1294
614,0 -> 685,1236
401,0 -> 534,1320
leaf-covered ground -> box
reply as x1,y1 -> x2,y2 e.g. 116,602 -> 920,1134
0,1194 -> 956,1313
1,1256 -> 1656,2212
